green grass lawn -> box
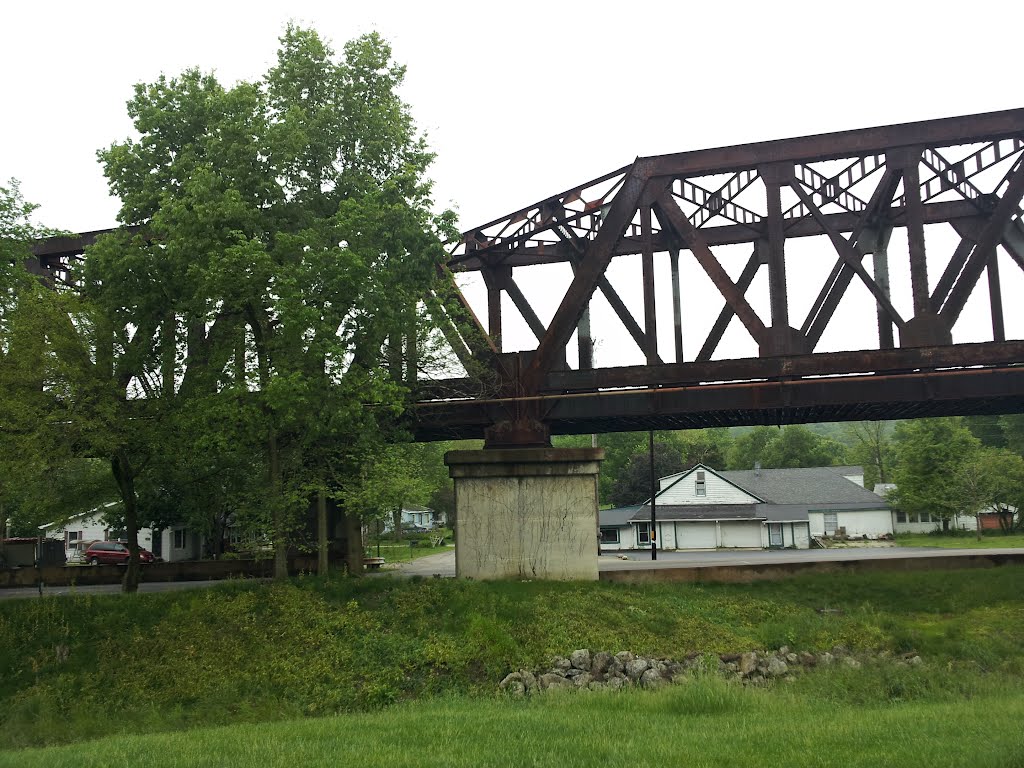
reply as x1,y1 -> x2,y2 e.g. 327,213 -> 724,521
895,532 -> 1024,548
366,542 -> 453,564
0,566 -> 1022,756
3,681 -> 1022,767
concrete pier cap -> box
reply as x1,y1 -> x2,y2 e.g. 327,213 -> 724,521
445,447 -> 605,581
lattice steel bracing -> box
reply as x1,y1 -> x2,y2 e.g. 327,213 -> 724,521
29,110 -> 1024,444
420,109 -> 1024,443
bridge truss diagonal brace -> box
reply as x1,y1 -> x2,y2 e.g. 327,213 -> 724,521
550,214 -> 662,365
696,248 -> 760,362
652,190 -> 769,349
429,263 -> 498,368
523,160 -> 655,393
939,160 -> 1024,326
790,181 -> 906,334
799,167 -> 903,349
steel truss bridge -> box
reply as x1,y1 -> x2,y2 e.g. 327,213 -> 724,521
32,109 -> 1024,445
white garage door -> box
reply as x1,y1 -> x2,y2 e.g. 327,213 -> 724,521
720,521 -> 762,548
676,522 -> 717,549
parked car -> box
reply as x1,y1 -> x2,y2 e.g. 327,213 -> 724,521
83,541 -> 155,565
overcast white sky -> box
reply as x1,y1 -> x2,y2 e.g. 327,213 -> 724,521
3,0 -> 1022,366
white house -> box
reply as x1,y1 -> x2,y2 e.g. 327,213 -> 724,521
382,504 -> 441,532
723,466 -> 893,540
599,464 -> 892,551
40,503 -> 154,560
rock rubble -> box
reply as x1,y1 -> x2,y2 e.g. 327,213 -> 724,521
498,645 -> 923,696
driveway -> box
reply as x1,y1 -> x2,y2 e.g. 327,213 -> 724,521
388,549 -> 456,578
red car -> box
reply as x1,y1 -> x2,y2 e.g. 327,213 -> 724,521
83,541 -> 155,565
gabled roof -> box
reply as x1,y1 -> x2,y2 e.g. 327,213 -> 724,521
657,463 -> 765,504
402,504 -> 433,513
720,466 -> 887,506
39,501 -> 120,531
599,506 -> 643,527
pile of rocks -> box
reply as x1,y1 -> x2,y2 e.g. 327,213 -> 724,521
498,646 -> 923,696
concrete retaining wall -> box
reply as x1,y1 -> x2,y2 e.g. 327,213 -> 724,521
599,552 -> 1024,585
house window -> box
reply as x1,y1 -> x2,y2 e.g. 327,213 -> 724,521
896,510 -> 906,523
695,471 -> 707,496
824,512 -> 838,535
66,531 -> 81,547
636,523 -> 651,545
173,529 -> 188,550
599,527 -> 620,545
920,512 -> 931,524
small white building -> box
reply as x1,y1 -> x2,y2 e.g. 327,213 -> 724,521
382,504 -> 441,532
40,503 -> 154,560
158,527 -> 203,561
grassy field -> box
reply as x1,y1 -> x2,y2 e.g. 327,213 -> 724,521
0,565 -> 1022,759
895,532 -> 1024,548
3,681 -> 1022,767
366,542 -> 453,564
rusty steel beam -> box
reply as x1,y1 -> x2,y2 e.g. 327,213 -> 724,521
649,109 -> 1024,179
413,365 -> 1024,441
448,199 -> 987,271
641,205 -> 658,365
542,340 -> 1024,392
988,254 -> 1006,342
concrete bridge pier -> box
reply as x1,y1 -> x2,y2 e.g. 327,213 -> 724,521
445,447 -> 604,581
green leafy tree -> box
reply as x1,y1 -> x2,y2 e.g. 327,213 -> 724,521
608,439 -> 686,507
1000,414 -> 1024,457
726,425 -> 844,470
963,415 -> 1008,449
91,26 -> 454,580
889,418 -> 982,532
726,426 -> 778,470
761,425 -> 846,468
677,428 -> 730,470
954,448 -> 1024,535
0,182 -> 100,541
845,421 -> 895,490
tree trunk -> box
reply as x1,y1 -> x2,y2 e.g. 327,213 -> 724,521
112,451 -> 141,594
269,426 -> 287,581
392,507 -> 402,542
344,509 -> 363,577
317,491 -> 328,576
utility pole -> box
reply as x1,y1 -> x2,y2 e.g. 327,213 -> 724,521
649,430 -> 657,560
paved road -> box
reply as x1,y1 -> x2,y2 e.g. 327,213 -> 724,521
391,546 -> 1024,578
387,549 -> 456,578
597,546 -> 1024,570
